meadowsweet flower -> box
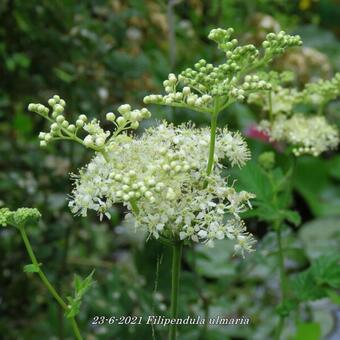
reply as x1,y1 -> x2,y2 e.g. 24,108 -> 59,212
259,114 -> 339,156
69,122 -> 255,254
248,86 -> 301,115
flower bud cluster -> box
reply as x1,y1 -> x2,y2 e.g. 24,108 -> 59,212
69,122 -> 255,254
144,72 -> 213,112
109,104 -> 151,131
28,96 -> 151,151
144,27 -> 299,114
258,152 -> 276,171
262,31 -> 302,57
301,73 -> 340,106
0,207 -> 41,228
259,114 -> 339,156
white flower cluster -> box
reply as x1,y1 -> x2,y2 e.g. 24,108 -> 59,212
259,114 -> 339,156
248,86 -> 301,115
28,96 -> 151,152
69,122 -> 255,255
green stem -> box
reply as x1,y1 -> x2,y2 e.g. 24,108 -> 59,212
275,226 -> 287,340
317,102 -> 325,115
130,199 -> 140,214
206,112 -> 218,176
276,228 -> 288,298
19,227 -> 83,340
70,319 -> 83,340
268,90 -> 273,122
275,316 -> 285,340
169,241 -> 183,340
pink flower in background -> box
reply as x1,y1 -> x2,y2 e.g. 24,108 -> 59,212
245,124 -> 284,152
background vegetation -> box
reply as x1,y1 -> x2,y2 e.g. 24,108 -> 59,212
1,0 -> 339,339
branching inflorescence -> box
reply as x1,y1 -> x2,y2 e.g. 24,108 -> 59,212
144,28 -> 301,115
22,26 -> 340,340
27,28 -> 304,256
28,96 -> 151,161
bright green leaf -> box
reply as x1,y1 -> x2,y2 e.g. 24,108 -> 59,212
23,263 -> 40,273
295,322 -> 321,340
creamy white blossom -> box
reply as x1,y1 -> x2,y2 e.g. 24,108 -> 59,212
259,114 -> 339,156
69,122 -> 255,255
248,86 -> 301,115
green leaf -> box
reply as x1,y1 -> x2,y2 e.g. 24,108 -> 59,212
233,161 -> 273,202
282,210 -> 301,226
326,288 -> 340,305
291,254 -> 340,305
13,112 -> 33,135
65,297 -> 81,319
75,269 -> 95,296
65,270 -> 95,319
311,254 -> 340,288
23,263 -> 40,273
291,270 -> 326,302
54,67 -> 74,83
294,157 -> 340,216
295,322 -> 321,340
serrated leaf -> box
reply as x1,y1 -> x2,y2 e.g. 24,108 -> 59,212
291,271 -> 326,302
75,269 -> 95,296
311,254 -> 340,288
23,263 -> 40,273
65,270 -> 95,319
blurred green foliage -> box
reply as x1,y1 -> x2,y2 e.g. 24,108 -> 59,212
1,1 -> 339,339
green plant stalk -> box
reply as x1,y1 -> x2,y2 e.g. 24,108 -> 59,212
268,91 -> 273,122
169,241 -> 183,340
275,316 -> 285,340
274,223 -> 288,340
206,111 -> 218,176
19,226 -> 83,340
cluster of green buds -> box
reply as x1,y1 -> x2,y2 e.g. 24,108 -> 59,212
0,207 -> 41,228
261,31 -> 302,58
301,72 -> 340,106
28,95 -> 151,157
144,28 -> 302,116
258,151 -> 276,171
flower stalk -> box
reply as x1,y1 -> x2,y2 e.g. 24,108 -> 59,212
19,226 -> 83,340
274,224 -> 288,340
169,241 -> 183,340
206,110 -> 218,176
